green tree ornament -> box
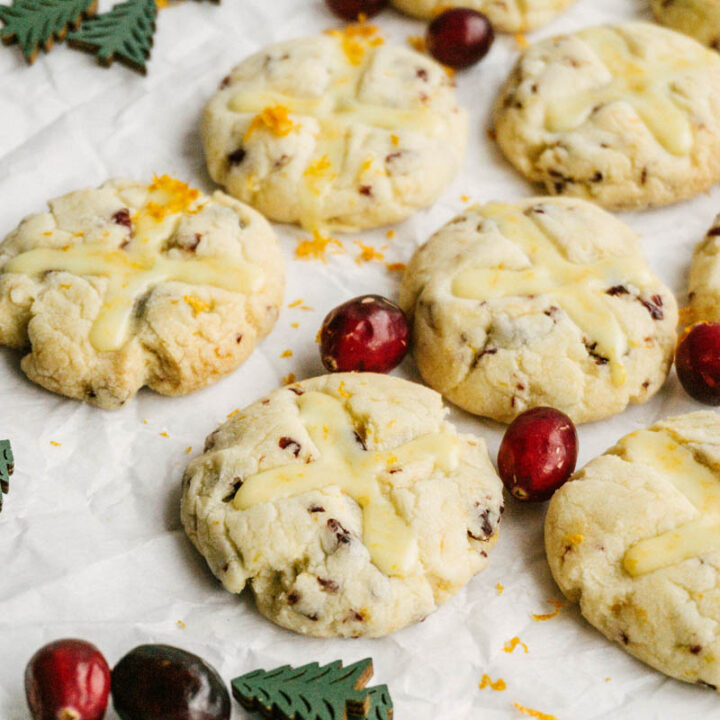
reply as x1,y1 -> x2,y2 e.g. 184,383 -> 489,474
67,0 -> 157,73
0,0 -> 97,63
0,440 -> 14,513
232,658 -> 390,720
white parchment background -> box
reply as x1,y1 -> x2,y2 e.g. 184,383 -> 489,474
1,0 -> 719,717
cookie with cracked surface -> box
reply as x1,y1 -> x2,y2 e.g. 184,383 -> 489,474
0,177 -> 284,409
689,212 -> 720,323
201,25 -> 467,232
545,411 -> 720,690
398,197 -> 678,425
389,0 -> 576,32
493,22 -> 720,210
180,372 -> 503,638
652,0 -> 720,50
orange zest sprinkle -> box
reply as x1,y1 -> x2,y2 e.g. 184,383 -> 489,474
304,154 -> 336,194
50,441 -> 61,447
288,299 -> 304,308
504,637 -> 529,654
295,230 -> 344,263
245,106 -> 295,141
283,373 -> 297,385
280,349 -> 293,358
460,194 -> 471,203
532,600 -> 567,622
496,582 -> 504,595
144,175 -> 200,222
408,35 -> 426,53
227,409 -> 240,418
176,619 -> 186,628
185,447 -> 192,454
160,431 -> 170,438
390,134 -> 400,147
184,294 -> 211,315
315,329 -> 322,344
513,702 -> 556,720
563,533 -> 584,546
337,381 -> 351,398
479,674 -> 507,691
355,241 -> 385,264
386,229 -> 396,239
142,419 -> 148,424
514,33 -> 529,49
291,322 -> 300,329
385,262 -> 407,273
327,22 -> 384,65
301,305 -> 315,311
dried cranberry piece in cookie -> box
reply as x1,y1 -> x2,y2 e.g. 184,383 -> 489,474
326,0 -> 387,20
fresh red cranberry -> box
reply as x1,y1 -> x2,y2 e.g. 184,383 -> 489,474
325,0 -> 387,20
426,8 -> 494,69
320,294 -> 409,373
25,639 -> 110,720
498,407 -> 578,502
676,322 -> 720,405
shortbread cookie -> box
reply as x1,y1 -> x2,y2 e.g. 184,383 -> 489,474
546,412 -> 720,690
0,177 -> 284,408
652,0 -> 720,50
493,23 -> 720,210
201,26 -> 467,232
181,373 -> 503,638
389,0 -> 575,32
689,212 -> 720,322
398,197 -> 678,424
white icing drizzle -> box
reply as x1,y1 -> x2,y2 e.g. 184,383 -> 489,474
621,429 -> 720,577
232,390 -> 461,578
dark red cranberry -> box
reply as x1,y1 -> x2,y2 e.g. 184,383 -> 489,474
25,639 -> 110,720
426,8 -> 494,69
325,0 -> 387,20
111,644 -> 230,720
320,294 -> 409,373
676,322 -> 720,405
498,407 -> 578,502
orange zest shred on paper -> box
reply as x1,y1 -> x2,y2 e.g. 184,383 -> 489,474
245,106 -> 296,141
327,22 -> 384,66
160,431 -> 170,438
385,262 -> 407,273
496,582 -> 504,595
504,637 -> 529,654
532,600 -> 568,622
288,299 -> 304,308
479,674 -> 506,691
176,619 -> 186,628
50,441 -> 61,447
283,373 -> 297,385
513,702 -> 557,720
280,349 -> 293,358
355,241 -> 385,265
185,447 -> 192,454
144,175 -> 200,222
291,322 -> 300,329
227,409 -> 240,418
295,230 -> 344,263
386,229 -> 396,239
460,194 -> 471,203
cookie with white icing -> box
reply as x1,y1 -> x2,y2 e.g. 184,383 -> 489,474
689,212 -> 720,323
181,372 -> 503,638
493,23 -> 720,210
546,411 -> 720,690
389,0 -> 575,32
652,0 -> 720,50
201,26 -> 467,232
398,197 -> 678,424
0,177 -> 284,408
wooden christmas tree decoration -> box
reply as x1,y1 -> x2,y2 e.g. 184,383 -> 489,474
67,0 -> 157,73
0,0 -> 97,63
0,440 -> 14,513
232,657 -> 394,720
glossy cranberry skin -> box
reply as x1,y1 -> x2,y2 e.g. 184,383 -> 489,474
325,0 -> 387,20
676,322 -> 720,405
498,407 -> 578,502
25,639 -> 110,720
112,644 -> 230,720
426,8 -> 494,69
320,295 -> 409,373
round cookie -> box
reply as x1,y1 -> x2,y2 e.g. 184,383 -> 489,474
398,197 -> 678,425
688,212 -> 720,322
0,177 -> 284,409
181,372 -> 503,638
545,411 -> 720,690
201,26 -> 467,232
652,0 -> 720,50
389,0 -> 576,32
493,22 -> 720,210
